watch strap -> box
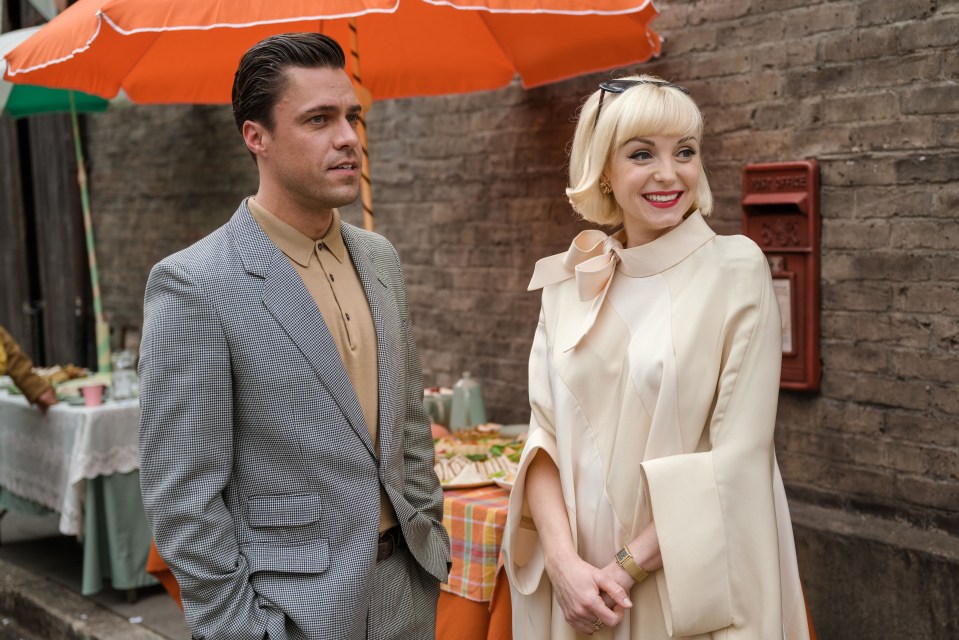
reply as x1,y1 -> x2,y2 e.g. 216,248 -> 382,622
616,545 -> 649,583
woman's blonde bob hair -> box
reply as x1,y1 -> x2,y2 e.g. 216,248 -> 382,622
567,74 -> 713,226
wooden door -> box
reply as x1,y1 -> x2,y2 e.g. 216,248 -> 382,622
27,114 -> 94,368
0,118 -> 41,360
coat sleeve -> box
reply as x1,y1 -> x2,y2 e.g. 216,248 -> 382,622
640,253 -> 787,638
1,326 -> 53,404
502,306 -> 561,594
138,259 -> 280,640
388,245 -> 451,581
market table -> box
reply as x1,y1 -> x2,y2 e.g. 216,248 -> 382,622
437,485 -> 512,640
0,391 -> 156,595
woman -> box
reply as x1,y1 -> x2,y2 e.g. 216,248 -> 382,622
502,76 -> 810,639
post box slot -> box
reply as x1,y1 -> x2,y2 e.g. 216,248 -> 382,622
741,192 -> 808,214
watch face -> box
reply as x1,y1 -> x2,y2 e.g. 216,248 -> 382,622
616,547 -> 629,564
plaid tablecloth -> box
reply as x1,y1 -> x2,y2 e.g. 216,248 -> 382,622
442,485 -> 510,602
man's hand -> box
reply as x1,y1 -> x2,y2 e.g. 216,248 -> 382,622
34,388 -> 58,414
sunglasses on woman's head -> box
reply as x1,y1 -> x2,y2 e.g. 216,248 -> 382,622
594,79 -> 690,129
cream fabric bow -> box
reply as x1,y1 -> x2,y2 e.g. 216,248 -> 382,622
528,229 -> 624,352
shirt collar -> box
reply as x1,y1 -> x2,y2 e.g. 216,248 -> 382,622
247,197 -> 347,267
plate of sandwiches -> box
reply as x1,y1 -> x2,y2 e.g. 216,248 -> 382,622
434,424 -> 525,490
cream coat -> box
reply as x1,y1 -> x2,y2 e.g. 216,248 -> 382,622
503,213 -> 809,640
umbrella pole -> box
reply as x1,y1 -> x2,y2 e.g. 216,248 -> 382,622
69,92 -> 111,373
349,19 -> 374,232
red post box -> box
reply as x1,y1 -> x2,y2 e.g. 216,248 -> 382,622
741,160 -> 821,392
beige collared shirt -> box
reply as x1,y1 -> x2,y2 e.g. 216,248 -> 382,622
248,198 -> 397,533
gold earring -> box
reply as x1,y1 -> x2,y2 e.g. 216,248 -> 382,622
599,176 -> 612,194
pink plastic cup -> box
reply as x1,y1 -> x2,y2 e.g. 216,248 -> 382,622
80,384 -> 104,407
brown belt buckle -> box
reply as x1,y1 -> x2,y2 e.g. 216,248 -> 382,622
376,527 -> 399,562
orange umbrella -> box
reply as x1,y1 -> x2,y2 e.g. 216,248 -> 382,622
4,1 -> 660,101
4,0 -> 662,228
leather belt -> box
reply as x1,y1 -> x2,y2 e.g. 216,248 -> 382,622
376,526 -> 401,562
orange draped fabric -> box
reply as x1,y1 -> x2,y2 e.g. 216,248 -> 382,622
437,569 -> 512,640
146,540 -> 182,611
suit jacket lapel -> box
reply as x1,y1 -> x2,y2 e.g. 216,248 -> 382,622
228,202 -> 377,460
341,224 -> 400,468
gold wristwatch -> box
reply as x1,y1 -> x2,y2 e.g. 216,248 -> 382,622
615,544 -> 649,583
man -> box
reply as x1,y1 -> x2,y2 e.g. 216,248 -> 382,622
139,33 -> 450,640
0,325 -> 57,413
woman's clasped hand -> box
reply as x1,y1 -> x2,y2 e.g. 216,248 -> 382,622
547,550 -> 631,634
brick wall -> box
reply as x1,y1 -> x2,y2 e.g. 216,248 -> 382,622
85,105 -> 258,337
368,85 -> 595,421
82,0 -> 957,634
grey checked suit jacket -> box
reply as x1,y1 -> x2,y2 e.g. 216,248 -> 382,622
139,201 -> 450,640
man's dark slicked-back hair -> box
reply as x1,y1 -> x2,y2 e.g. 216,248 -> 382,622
232,32 -> 347,135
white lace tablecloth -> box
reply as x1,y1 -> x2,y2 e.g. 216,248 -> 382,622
0,391 -> 140,535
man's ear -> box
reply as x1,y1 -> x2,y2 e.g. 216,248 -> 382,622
242,120 -> 269,159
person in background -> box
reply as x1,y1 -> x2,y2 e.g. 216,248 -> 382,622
0,325 -> 57,413
138,33 -> 449,640
502,75 -> 810,639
